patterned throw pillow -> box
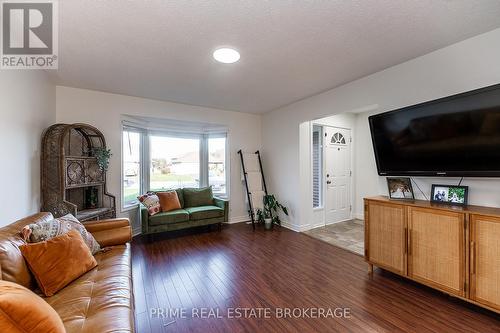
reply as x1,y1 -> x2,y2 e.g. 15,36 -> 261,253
21,214 -> 101,255
137,193 -> 161,216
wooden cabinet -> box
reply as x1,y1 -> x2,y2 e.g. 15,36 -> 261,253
407,207 -> 465,296
470,214 -> 500,312
41,124 -> 116,221
365,201 -> 407,275
365,197 -> 499,314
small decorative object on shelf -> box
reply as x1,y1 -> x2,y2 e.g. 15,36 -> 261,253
85,187 -> 99,209
256,194 -> 289,229
41,123 -> 116,221
430,184 -> 468,206
386,177 -> 414,200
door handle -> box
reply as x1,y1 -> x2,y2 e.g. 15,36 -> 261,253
326,180 -> 332,184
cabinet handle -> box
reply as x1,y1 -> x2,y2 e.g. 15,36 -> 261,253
470,241 -> 476,275
408,229 -> 412,256
404,227 -> 408,254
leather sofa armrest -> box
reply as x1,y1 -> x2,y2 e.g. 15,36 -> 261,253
214,197 -> 229,222
84,218 -> 131,247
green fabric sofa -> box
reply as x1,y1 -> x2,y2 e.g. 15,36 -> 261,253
140,188 -> 229,235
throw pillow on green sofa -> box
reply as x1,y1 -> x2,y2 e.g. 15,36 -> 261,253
183,187 -> 213,207
155,188 -> 184,208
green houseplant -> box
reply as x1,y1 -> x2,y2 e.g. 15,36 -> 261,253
256,194 -> 289,229
91,147 -> 112,171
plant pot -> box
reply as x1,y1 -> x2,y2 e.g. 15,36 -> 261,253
264,218 -> 272,230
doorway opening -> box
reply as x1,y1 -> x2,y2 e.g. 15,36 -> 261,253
305,114 -> 364,255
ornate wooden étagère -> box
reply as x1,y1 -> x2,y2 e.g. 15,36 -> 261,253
41,123 -> 116,221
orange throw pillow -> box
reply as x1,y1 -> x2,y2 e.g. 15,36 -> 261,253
20,229 -> 97,297
0,280 -> 65,333
157,191 -> 182,212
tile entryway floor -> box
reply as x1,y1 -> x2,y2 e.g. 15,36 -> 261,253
304,219 -> 364,255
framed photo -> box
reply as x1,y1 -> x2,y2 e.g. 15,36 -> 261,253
430,184 -> 468,206
387,177 -> 414,200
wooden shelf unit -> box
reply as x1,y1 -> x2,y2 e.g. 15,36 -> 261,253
365,196 -> 500,314
41,123 -> 116,221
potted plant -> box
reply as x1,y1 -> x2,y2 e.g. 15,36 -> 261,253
256,194 -> 289,230
256,209 -> 271,230
91,147 -> 112,171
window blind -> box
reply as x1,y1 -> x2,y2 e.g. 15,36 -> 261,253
312,126 -> 322,208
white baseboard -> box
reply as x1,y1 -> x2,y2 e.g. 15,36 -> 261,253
281,221 -> 311,232
226,215 -> 250,224
353,212 -> 364,220
132,227 -> 141,237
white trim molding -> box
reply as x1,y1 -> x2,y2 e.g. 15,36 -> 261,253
281,221 -> 311,232
353,212 -> 364,220
226,215 -> 250,224
132,227 -> 142,237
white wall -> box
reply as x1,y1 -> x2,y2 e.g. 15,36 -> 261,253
0,72 -> 55,226
55,87 -> 262,233
314,113 -> 357,129
263,28 -> 500,230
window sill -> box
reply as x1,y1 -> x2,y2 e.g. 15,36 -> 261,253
121,203 -> 139,213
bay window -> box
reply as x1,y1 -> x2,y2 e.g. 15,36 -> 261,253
150,135 -> 201,191
122,128 -> 143,207
122,123 -> 228,210
208,136 -> 226,195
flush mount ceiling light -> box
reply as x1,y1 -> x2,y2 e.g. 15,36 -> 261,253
213,48 -> 240,64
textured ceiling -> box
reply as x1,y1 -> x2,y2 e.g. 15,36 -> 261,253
51,0 -> 500,113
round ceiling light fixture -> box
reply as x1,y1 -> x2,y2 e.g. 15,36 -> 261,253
213,48 -> 240,64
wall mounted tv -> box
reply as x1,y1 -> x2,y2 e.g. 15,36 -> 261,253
369,83 -> 500,177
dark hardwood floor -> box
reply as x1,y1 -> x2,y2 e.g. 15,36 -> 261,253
132,223 -> 499,333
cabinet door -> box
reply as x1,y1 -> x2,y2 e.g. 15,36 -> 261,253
365,201 -> 407,275
408,207 -> 465,297
470,215 -> 500,311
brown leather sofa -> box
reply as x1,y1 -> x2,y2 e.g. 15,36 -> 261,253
0,212 -> 134,333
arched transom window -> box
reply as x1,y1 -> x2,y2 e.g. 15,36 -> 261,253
331,132 -> 346,145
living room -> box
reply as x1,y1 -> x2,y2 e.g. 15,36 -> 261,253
1,1 -> 500,333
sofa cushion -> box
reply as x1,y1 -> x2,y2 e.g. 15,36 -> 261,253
148,209 -> 189,226
44,244 -> 133,333
20,230 -> 98,297
157,191 -> 182,212
175,188 -> 185,208
0,212 -> 53,289
0,280 -> 66,333
183,187 -> 214,207
154,188 -> 185,207
186,206 -> 224,220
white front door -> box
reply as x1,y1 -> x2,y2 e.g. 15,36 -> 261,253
325,127 -> 352,224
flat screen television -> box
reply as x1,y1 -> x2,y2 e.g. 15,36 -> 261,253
369,83 -> 500,177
